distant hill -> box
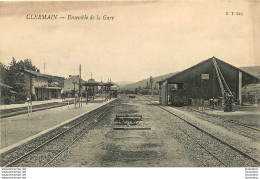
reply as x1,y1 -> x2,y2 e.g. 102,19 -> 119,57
116,81 -> 135,86
240,66 -> 260,79
120,72 -> 177,90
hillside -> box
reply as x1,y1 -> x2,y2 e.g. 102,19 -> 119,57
120,72 -> 177,90
116,81 -> 135,86
240,66 -> 260,79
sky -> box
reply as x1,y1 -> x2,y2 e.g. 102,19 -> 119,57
0,1 -> 259,82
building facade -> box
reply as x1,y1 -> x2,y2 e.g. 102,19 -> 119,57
24,70 -> 62,100
64,75 -> 86,97
64,75 -> 80,93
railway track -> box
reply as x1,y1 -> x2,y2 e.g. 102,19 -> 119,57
189,108 -> 260,131
144,97 -> 260,167
180,108 -> 260,142
1,99 -> 119,167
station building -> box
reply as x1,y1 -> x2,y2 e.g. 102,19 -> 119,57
158,57 -> 260,106
24,70 -> 63,100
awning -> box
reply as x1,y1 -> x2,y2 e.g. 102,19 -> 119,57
46,86 -> 61,90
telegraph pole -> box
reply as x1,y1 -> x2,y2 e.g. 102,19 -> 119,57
72,81 -> 77,108
79,64 -> 82,107
72,82 -> 77,95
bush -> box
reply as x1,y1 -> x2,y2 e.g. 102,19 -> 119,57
16,92 -> 27,102
2,96 -> 11,104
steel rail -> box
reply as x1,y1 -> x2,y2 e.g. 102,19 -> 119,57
43,108 -> 112,166
3,99 -> 117,167
177,125 -> 227,166
189,108 -> 260,132
144,98 -> 260,166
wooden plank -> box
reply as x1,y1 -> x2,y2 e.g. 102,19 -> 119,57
116,114 -> 142,117
113,127 -> 151,130
116,117 -> 142,119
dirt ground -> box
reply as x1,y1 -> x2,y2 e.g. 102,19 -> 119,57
51,96 -> 196,167
49,95 -> 259,167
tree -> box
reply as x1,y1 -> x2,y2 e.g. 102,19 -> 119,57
7,58 -> 26,95
134,87 -> 138,94
0,62 -> 8,83
0,62 -> 10,104
154,83 -> 157,90
150,76 -> 154,95
22,59 -> 38,71
138,86 -> 142,93
5,58 -> 39,101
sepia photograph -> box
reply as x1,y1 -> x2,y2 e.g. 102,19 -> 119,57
0,1 -> 259,178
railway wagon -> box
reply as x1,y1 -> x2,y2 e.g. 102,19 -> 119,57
169,89 -> 188,106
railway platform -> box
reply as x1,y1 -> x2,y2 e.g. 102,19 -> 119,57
0,98 -> 77,119
0,98 -> 115,153
0,98 -> 75,110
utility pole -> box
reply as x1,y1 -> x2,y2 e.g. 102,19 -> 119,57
72,82 -> 77,97
72,81 -> 77,108
44,62 -> 46,74
79,64 -> 82,107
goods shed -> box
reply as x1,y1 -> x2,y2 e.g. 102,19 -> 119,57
158,57 -> 260,106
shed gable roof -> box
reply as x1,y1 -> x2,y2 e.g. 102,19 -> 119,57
158,57 -> 260,84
